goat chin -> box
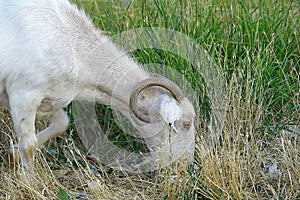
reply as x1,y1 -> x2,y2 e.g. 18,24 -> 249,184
0,0 -> 196,170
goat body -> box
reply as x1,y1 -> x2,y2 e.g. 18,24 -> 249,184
0,0 -> 195,168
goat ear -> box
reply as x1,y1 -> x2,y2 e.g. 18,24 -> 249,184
130,74 -> 184,123
132,89 -> 164,123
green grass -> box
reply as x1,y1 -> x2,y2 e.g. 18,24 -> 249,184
0,0 -> 299,199
79,0 -> 299,127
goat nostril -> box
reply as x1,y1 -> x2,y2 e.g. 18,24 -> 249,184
183,122 -> 191,129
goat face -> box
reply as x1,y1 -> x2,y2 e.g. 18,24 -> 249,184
128,74 -> 196,165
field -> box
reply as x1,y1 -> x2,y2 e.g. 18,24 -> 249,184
0,0 -> 299,199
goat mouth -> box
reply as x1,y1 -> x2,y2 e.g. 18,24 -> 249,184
129,74 -> 184,123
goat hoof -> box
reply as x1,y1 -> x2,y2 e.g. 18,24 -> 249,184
7,145 -> 21,169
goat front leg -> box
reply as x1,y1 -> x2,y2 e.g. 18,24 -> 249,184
36,109 -> 69,146
9,109 -> 69,168
9,93 -> 40,168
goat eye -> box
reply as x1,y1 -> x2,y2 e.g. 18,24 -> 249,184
183,121 -> 191,129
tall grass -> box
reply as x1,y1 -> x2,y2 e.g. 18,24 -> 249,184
0,0 -> 299,199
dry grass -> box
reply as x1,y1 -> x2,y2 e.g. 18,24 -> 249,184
197,100 -> 300,199
0,75 -> 299,199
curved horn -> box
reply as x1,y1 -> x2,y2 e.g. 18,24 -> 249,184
130,74 -> 185,123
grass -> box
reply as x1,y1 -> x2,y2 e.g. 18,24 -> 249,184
0,0 -> 299,199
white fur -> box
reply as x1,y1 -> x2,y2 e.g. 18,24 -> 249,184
0,0 -> 195,167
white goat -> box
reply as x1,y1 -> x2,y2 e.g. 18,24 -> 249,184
0,0 -> 195,168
